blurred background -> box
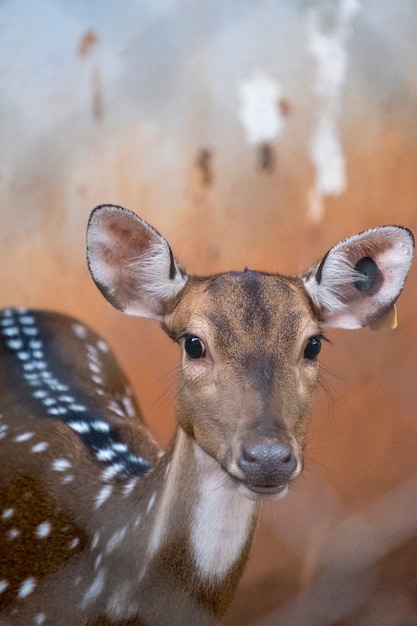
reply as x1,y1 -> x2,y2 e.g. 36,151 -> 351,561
1,1 -> 417,624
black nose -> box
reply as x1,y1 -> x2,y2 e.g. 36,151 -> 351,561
238,440 -> 298,486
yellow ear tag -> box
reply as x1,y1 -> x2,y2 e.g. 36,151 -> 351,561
369,304 -> 398,331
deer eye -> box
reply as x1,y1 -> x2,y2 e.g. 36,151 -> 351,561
304,335 -> 322,360
184,335 -> 206,359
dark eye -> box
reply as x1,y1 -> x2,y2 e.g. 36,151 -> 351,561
304,335 -> 322,360
184,335 -> 206,359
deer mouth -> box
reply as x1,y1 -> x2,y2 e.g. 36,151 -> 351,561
232,475 -> 290,500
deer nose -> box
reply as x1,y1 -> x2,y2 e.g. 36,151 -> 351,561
238,440 -> 298,486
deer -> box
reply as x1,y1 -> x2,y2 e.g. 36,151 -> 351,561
0,204 -> 413,625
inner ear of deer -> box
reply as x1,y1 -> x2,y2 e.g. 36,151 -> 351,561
302,225 -> 414,329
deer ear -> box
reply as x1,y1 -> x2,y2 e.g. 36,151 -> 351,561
87,205 -> 187,320
302,226 -> 414,329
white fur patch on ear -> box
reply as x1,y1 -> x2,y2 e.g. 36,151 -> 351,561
302,226 -> 414,329
87,205 -> 188,320
125,242 -> 187,317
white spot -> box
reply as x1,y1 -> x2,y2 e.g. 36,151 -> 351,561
59,394 -> 76,403
19,315 -> 36,325
97,340 -> 109,353
35,521 -> 52,538
0,316 -> 14,326
0,424 -> 8,440
72,323 -> 88,339
122,479 -> 137,497
32,441 -> 49,453
82,569 -> 106,606
68,403 -> 87,412
53,459 -> 71,471
0,580 -> 9,593
2,326 -> 19,337
108,402 -> 125,418
8,528 -> 20,539
238,70 -> 286,144
90,420 -> 110,433
112,442 -> 128,453
33,389 -> 48,399
15,432 -> 34,442
92,375 -> 104,386
35,613 -> 46,625
95,554 -> 103,570
42,397 -> 57,406
22,326 -> 38,336
88,362 -> 101,374
2,508 -> 14,519
146,493 -> 156,514
96,449 -> 116,462
105,527 -> 128,553
67,420 -> 90,434
6,339 -> 24,350
47,407 -> 67,416
29,339 -> 43,350
61,474 -> 74,484
18,577 -> 36,598
91,531 -> 101,549
95,485 -> 113,508
17,351 -> 30,361
101,464 -> 124,481
121,396 -> 136,418
69,538 -> 80,549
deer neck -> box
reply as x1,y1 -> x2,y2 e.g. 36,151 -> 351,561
147,427 -> 259,580
85,428 -> 259,622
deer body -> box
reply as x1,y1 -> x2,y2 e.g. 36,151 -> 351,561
0,205 -> 413,625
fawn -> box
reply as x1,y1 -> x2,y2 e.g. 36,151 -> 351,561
0,204 -> 413,625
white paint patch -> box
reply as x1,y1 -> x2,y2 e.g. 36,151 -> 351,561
8,528 -> 20,539
69,537 -> 80,549
35,613 -> 46,625
238,70 -> 285,144
36,521 -> 52,538
2,508 -> 14,519
18,577 -> 36,599
190,444 -> 256,582
306,0 -> 361,218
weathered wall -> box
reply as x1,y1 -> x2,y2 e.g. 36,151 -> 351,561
1,1 -> 417,624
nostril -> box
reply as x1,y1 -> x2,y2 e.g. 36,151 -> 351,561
239,440 -> 298,484
241,442 -> 294,465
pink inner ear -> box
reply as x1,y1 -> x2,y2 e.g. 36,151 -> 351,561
303,226 -> 414,330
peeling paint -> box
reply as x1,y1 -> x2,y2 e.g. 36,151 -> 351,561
306,0 -> 361,219
238,71 -> 286,146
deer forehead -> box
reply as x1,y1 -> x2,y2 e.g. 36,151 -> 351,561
168,270 -> 318,355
